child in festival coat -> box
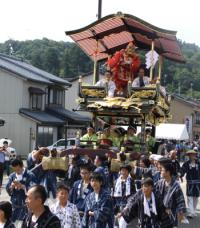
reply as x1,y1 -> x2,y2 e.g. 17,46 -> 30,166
113,163 -> 136,214
0,201 -> 15,228
155,159 -> 186,227
82,172 -> 114,228
6,159 -> 36,222
51,183 -> 81,228
69,163 -> 93,217
120,178 -> 173,228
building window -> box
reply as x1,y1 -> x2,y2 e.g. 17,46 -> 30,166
29,87 -> 45,110
31,94 -> 42,110
48,88 -> 64,106
37,126 -> 53,147
195,113 -> 200,125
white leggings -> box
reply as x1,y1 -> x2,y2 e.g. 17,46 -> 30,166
187,196 -> 199,215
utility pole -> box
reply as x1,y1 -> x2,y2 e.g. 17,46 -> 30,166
178,81 -> 181,95
98,0 -> 102,19
9,43 -> 14,55
190,82 -> 193,98
94,0 -> 102,84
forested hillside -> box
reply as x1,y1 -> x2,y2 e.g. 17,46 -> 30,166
0,38 -> 200,98
0,38 -> 93,78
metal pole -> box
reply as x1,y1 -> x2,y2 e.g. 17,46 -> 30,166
98,0 -> 102,19
65,122 -> 68,149
93,0 -> 102,84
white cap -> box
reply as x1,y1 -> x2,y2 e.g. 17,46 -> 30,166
149,154 -> 163,161
193,146 -> 198,151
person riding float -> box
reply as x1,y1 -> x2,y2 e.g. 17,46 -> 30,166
107,41 -> 141,95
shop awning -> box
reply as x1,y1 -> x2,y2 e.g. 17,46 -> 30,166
0,118 -> 5,126
19,108 -> 65,125
156,123 -> 189,140
46,107 -> 91,123
28,87 -> 46,94
66,12 -> 185,63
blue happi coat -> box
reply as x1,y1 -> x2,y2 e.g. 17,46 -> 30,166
69,179 -> 93,213
155,177 -> 186,227
122,189 -> 173,228
94,165 -> 110,189
82,188 -> 114,228
27,153 -> 57,198
134,166 -> 160,190
113,175 -> 136,214
181,160 -> 200,197
6,169 -> 36,221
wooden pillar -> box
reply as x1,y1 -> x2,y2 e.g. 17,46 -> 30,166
150,41 -> 155,81
157,55 -> 163,84
92,113 -> 97,131
78,75 -> 83,97
93,40 -> 99,85
93,60 -> 98,85
141,115 -> 146,153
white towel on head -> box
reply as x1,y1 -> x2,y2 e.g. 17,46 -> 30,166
143,192 -> 157,217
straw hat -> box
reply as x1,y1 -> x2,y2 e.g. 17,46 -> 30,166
186,150 -> 198,155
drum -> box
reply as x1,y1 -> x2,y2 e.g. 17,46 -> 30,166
42,156 -> 68,171
111,159 -> 121,172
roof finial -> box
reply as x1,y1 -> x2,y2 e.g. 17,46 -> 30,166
9,43 -> 14,55
116,11 -> 124,18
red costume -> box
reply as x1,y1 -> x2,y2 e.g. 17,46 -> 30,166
107,42 -> 141,93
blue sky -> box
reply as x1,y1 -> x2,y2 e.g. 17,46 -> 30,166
1,0 -> 200,46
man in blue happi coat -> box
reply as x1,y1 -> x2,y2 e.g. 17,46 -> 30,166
120,177 -> 173,228
94,154 -> 110,189
181,150 -> 200,218
155,159 -> 186,227
69,163 -> 93,217
27,148 -> 57,198
82,172 -> 114,228
6,158 -> 36,222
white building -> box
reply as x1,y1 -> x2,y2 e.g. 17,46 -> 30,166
0,54 -> 90,157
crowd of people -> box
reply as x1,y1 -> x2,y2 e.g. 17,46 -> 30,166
0,126 -> 200,228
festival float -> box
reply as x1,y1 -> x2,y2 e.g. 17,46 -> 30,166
39,12 -> 185,171
64,12 -> 185,155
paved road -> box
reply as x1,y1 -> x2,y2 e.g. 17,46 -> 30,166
0,175 -> 199,228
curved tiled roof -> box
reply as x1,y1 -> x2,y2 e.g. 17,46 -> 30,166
66,12 -> 185,63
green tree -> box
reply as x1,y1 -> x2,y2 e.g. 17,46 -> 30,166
0,39 -> 200,98
44,47 -> 60,75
